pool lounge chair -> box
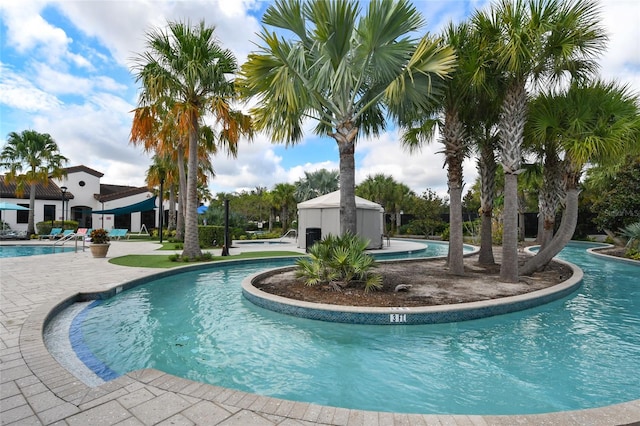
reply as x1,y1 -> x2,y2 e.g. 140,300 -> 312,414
39,227 -> 62,240
108,228 -> 128,240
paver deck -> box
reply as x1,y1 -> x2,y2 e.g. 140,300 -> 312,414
1,239 -> 639,425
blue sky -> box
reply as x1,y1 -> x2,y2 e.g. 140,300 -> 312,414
1,1 -> 639,200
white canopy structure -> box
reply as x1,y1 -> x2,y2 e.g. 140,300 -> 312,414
297,190 -> 384,250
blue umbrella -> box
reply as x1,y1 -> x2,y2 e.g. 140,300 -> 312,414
0,202 -> 30,211
197,205 -> 208,214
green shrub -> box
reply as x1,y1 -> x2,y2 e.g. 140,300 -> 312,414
198,225 -> 225,248
441,225 -> 449,241
620,221 -> 640,249
624,248 -> 640,260
295,233 -> 382,293
36,220 -> 78,235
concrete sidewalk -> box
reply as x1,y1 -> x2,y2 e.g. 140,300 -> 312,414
1,239 -> 639,425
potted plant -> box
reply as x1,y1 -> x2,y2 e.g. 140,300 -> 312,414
89,228 -> 110,258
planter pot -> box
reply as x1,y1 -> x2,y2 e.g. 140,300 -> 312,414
90,243 -> 110,258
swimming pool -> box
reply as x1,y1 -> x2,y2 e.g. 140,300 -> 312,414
66,241 -> 639,415
0,244 -> 76,258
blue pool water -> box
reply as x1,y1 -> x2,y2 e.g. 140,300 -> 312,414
0,244 -> 75,258
74,241 -> 639,415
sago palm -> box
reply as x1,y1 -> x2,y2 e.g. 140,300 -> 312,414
296,233 -> 382,292
239,0 -> 456,236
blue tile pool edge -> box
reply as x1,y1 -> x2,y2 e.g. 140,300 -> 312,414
241,257 -> 584,325
69,300 -> 120,381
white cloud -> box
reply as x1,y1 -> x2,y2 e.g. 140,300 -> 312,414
356,130 -> 478,199
0,1 -> 69,54
0,64 -> 62,112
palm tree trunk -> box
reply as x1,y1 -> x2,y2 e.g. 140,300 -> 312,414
182,120 -> 203,259
500,172 -> 520,282
443,110 -> 465,275
28,183 -> 37,235
282,206 -> 288,231
333,122 -> 358,235
518,190 -> 526,242
521,167 -> 580,275
478,143 -> 496,265
448,185 -> 465,275
499,81 -> 527,283
176,146 -> 186,241
537,151 -> 564,250
169,186 -> 176,231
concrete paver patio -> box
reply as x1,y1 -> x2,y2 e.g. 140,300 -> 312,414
1,239 -> 639,425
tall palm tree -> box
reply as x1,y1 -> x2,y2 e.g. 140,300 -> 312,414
402,22 -> 483,275
239,0 -> 456,236
132,20 -> 252,259
524,92 -> 565,249
521,80 -> 640,274
0,130 -> 68,236
476,132 -> 500,264
474,0 -> 607,282
146,154 -> 172,233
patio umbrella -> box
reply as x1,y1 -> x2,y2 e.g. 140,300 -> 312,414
197,205 -> 208,214
0,202 -> 30,210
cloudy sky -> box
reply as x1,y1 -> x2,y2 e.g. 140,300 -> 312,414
1,1 -> 639,200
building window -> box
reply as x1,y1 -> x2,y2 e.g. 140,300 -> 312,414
16,204 -> 29,223
44,204 -> 56,223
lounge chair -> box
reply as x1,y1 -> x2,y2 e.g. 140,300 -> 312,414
39,227 -> 62,240
75,228 -> 89,239
108,228 -> 128,240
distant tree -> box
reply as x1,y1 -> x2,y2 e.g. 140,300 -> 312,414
590,155 -> 640,233
0,130 -> 68,235
462,181 -> 481,216
294,169 -> 339,202
405,190 -> 448,237
270,183 -> 297,231
356,174 -> 413,235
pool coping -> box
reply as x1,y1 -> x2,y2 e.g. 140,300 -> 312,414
13,243 -> 640,425
241,257 -> 584,325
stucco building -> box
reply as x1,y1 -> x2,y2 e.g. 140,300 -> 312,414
0,165 -> 161,234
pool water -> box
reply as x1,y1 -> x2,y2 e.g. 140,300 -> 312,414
0,245 -> 76,258
74,242 -> 640,415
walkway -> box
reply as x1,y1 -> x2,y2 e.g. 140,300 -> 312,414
1,239 -> 639,425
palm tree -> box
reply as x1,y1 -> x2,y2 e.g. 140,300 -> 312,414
475,133 -> 500,264
524,92 -> 565,249
356,174 -> 412,235
0,130 -> 68,236
271,183 -> 297,231
402,22 -> 484,275
521,79 -> 640,274
474,0 -> 607,282
294,169 -> 339,202
132,20 -> 252,259
146,154 -> 172,234
239,0 -> 456,236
